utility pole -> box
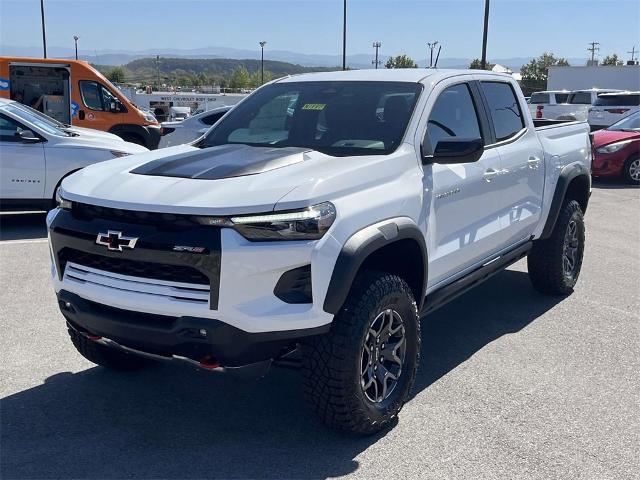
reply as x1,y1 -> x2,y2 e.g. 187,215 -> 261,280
156,55 -> 160,89
259,41 -> 267,85
372,42 -> 382,69
628,46 -> 638,64
40,0 -> 47,58
427,41 -> 439,68
480,0 -> 490,69
588,41 -> 600,65
73,36 -> 79,60
342,0 -> 347,70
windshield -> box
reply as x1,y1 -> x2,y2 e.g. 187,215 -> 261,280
201,81 -> 423,156
608,111 -> 640,131
4,103 -> 69,136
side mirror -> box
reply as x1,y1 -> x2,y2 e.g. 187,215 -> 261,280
110,101 -> 118,113
424,137 -> 484,164
16,129 -> 41,143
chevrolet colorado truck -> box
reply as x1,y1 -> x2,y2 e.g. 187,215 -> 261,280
48,69 -> 591,434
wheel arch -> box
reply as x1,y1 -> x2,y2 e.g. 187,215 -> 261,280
323,218 -> 428,315
108,123 -> 150,147
540,163 -> 591,239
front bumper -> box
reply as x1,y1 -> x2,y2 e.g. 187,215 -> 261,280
58,290 -> 328,366
143,124 -> 162,149
591,152 -> 626,177
47,204 -> 336,365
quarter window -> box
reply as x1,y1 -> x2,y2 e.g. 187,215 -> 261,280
481,82 -> 525,142
426,83 -> 482,151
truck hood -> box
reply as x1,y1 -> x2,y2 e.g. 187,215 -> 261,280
52,132 -> 149,154
66,125 -> 124,142
61,143 -> 415,215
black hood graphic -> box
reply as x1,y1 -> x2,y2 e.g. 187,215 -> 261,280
131,144 -> 311,180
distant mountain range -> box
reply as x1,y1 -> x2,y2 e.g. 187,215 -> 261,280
1,45 -> 589,71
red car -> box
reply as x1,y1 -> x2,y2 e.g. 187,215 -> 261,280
591,111 -> 640,184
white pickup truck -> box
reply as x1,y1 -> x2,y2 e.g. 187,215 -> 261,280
529,88 -> 620,121
48,69 -> 591,434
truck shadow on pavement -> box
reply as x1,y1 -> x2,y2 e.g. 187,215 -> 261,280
1,269 -> 564,479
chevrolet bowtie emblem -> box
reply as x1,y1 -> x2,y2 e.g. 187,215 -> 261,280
96,230 -> 138,252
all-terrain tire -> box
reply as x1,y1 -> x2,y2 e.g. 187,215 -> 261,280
68,328 -> 154,371
622,155 -> 640,185
300,271 -> 420,435
528,199 -> 585,295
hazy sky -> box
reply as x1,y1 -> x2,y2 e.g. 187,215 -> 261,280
1,0 -> 638,60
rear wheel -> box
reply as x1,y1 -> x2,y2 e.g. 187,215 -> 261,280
623,156 -> 640,185
300,271 -> 420,434
68,328 -> 155,371
528,199 -> 585,294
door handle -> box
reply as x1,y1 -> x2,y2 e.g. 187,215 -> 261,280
483,168 -> 499,182
527,156 -> 541,169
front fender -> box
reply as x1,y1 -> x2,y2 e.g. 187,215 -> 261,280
323,217 -> 428,315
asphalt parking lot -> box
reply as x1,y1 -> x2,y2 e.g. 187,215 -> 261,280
1,180 -> 638,480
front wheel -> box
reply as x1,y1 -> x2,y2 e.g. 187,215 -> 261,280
623,156 -> 640,185
528,199 -> 585,294
300,271 -> 420,435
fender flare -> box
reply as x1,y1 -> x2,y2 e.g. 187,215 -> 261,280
323,218 -> 428,315
540,163 -> 591,239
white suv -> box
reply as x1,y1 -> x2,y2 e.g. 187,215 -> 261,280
588,91 -> 640,130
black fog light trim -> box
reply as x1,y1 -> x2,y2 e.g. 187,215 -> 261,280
274,265 -> 312,304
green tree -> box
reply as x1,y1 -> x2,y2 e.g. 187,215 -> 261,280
385,54 -> 417,69
520,53 -> 569,95
249,69 -> 273,88
107,66 -> 126,84
469,58 -> 495,70
601,54 -> 623,66
229,66 -> 250,89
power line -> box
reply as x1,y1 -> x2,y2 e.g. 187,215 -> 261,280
628,46 -> 638,64
372,42 -> 382,69
588,41 -> 600,65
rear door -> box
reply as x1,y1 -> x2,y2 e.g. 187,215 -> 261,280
421,80 -> 504,287
479,80 -> 544,246
0,113 -> 46,200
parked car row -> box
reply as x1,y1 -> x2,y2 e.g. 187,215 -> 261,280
529,88 -> 640,131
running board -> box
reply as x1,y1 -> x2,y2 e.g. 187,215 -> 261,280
421,242 -> 532,316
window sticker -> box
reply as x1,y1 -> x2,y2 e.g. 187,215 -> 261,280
301,103 -> 326,111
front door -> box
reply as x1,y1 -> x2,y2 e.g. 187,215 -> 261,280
76,80 -> 123,131
0,114 -> 45,200
422,82 -> 504,288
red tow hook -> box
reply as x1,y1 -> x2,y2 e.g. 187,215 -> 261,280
86,334 -> 102,341
199,357 -> 220,370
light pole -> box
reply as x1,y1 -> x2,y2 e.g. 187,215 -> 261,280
372,42 -> 382,69
73,35 -> 79,60
342,0 -> 347,70
40,0 -> 47,58
427,41 -> 439,67
259,41 -> 267,85
480,0 -> 490,70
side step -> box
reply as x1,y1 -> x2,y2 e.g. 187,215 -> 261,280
422,242 -> 532,316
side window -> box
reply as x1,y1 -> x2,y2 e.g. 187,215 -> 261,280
481,81 -> 525,142
201,111 -> 226,126
80,81 -> 103,110
0,114 -> 24,142
426,83 -> 482,151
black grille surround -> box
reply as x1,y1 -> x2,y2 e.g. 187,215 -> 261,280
49,207 -> 222,309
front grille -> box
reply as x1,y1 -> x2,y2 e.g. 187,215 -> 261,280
59,248 -> 209,285
72,202 -> 203,228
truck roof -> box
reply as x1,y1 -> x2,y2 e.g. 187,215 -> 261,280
277,68 -> 512,84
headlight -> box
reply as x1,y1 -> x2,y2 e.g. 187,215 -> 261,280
141,110 -> 157,122
55,188 -> 72,210
229,202 -> 336,241
110,150 -> 131,158
595,139 -> 633,154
